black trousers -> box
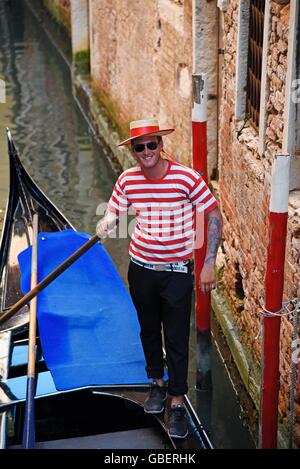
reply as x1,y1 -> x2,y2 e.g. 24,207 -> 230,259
128,261 -> 193,396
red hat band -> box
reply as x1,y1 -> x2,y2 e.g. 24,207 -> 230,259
118,118 -> 175,146
130,126 -> 160,139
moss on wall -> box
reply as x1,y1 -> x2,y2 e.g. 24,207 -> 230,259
92,83 -> 131,144
74,50 -> 90,76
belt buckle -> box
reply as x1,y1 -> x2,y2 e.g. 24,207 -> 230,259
154,264 -> 167,272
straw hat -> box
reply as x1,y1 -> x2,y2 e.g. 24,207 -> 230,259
118,118 -> 174,146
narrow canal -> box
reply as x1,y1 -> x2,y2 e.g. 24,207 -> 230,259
0,0 -> 255,449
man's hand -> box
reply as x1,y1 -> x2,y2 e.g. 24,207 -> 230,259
199,263 -> 216,292
96,210 -> 118,239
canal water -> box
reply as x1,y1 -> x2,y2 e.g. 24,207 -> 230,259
0,0 -> 255,448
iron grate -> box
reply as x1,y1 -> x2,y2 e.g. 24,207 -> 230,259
246,0 -> 266,129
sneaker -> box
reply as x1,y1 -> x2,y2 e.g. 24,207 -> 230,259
144,383 -> 167,414
168,405 -> 188,438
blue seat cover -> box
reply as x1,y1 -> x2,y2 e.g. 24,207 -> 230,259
18,230 -> 151,390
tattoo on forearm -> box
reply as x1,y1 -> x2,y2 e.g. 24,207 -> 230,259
205,216 -> 222,265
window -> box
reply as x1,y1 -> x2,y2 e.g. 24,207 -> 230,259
246,0 -> 265,129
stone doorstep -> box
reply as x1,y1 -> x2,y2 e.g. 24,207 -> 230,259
211,288 -> 291,449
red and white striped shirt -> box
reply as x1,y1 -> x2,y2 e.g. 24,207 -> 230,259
108,160 -> 218,264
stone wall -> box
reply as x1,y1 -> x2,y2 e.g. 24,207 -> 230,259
89,0 -> 193,164
219,0 -> 300,445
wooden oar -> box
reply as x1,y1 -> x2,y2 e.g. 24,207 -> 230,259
22,213 -> 39,449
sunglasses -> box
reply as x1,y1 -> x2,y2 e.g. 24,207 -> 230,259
132,141 -> 159,153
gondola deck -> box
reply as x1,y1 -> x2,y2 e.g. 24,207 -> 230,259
0,130 -> 213,449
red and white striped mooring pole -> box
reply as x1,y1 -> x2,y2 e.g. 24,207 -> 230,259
192,73 -> 212,390
260,153 -> 291,448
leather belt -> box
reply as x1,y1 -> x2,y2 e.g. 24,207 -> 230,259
130,257 -> 190,274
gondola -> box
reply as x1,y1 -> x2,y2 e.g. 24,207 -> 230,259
0,129 -> 212,450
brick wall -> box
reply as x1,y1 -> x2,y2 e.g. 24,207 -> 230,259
219,0 -> 300,443
89,0 -> 193,164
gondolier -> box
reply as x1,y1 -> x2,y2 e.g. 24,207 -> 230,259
0,129 -> 213,450
96,118 -> 223,439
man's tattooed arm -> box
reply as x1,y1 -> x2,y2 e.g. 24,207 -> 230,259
204,207 -> 223,265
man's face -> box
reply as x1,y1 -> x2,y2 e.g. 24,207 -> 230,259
131,136 -> 163,169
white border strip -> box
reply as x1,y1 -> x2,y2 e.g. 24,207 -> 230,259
270,154 -> 291,213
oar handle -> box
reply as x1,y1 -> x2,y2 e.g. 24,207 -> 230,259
1,234 -> 100,323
